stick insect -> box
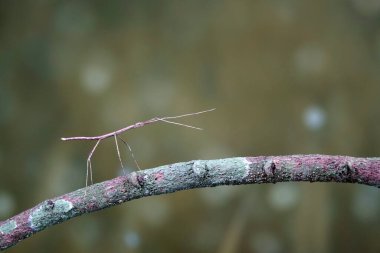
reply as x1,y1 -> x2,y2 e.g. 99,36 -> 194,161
61,108 -> 215,188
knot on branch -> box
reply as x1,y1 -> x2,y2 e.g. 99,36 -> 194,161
263,160 -> 276,178
192,160 -> 209,178
128,172 -> 145,188
337,161 -> 358,183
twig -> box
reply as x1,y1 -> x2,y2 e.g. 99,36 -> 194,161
61,108 -> 215,186
1,155 -> 379,250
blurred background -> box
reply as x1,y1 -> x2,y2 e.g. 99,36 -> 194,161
1,0 -> 380,252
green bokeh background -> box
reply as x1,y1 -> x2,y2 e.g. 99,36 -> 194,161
0,1 -> 379,252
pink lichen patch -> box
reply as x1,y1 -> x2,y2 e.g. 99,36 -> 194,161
354,159 -> 380,186
154,171 -> 165,182
85,202 -> 99,212
63,196 -> 81,204
104,177 -> 125,189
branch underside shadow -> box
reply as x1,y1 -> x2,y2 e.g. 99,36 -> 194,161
1,155 -> 379,250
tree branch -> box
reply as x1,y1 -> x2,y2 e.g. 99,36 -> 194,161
1,155 -> 379,250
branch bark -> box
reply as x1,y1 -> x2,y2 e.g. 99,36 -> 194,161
1,155 -> 379,250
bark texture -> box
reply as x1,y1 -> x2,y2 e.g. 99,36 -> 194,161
1,155 -> 379,250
